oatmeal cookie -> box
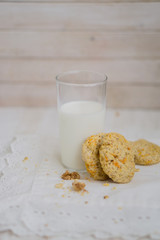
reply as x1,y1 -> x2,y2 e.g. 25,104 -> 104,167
82,133 -> 108,180
99,133 -> 135,183
131,139 -> 160,165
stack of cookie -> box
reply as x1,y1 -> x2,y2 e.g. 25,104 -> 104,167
82,132 -> 160,183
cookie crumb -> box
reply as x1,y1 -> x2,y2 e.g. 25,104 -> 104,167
135,168 -> 140,172
112,187 -> 117,190
85,201 -> 88,204
61,170 -> 80,180
72,180 -> 86,191
23,157 -> 28,162
81,189 -> 89,196
103,183 -> 109,186
55,183 -> 64,189
118,207 -> 123,210
84,177 -> 91,181
104,195 -> 109,199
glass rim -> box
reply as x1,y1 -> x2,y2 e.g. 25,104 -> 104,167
56,70 -> 107,87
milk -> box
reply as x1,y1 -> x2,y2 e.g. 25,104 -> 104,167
59,101 -> 106,170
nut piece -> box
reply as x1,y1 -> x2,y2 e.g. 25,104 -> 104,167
72,180 -> 86,191
61,170 -> 80,180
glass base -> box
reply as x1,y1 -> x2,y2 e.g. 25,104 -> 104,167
61,160 -> 86,173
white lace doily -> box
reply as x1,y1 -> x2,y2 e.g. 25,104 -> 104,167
0,135 -> 160,240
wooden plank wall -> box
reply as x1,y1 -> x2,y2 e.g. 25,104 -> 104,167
0,0 -> 160,108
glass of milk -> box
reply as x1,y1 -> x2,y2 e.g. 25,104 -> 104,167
56,70 -> 107,171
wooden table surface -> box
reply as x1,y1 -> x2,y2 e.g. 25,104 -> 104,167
0,1 -> 160,109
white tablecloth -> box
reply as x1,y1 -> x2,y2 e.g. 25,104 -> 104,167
0,108 -> 160,240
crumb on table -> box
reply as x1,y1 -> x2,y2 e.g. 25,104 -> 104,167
72,180 -> 86,191
61,170 -> 80,180
135,168 -> 140,172
103,183 -> 109,186
23,157 -> 28,162
55,183 -> 64,189
104,195 -> 109,199
118,207 -> 123,210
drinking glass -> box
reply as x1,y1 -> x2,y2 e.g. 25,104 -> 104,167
56,70 -> 107,171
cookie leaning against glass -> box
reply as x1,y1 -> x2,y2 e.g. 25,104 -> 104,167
130,139 -> 160,165
99,133 -> 136,183
82,133 -> 108,180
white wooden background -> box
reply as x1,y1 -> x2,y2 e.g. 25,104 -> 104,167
0,0 -> 160,108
